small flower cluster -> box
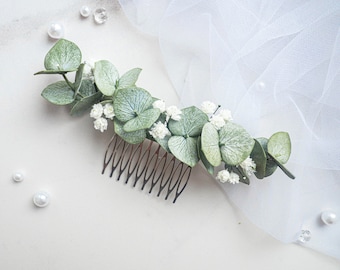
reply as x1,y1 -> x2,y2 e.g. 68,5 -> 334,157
200,101 -> 232,130
216,169 -> 240,184
216,156 -> 256,185
90,103 -> 115,132
149,100 -> 182,140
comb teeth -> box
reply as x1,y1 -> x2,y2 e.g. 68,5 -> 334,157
102,134 -> 191,203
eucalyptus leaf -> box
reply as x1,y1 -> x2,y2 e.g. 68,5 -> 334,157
123,108 -> 161,132
219,122 -> 255,165
114,119 -> 146,144
41,81 -> 75,105
70,91 -> 102,116
94,60 -> 119,96
197,138 -> 214,175
168,136 -> 198,167
113,87 -> 153,122
267,132 -> 291,164
264,160 -> 278,177
78,79 -> 96,97
250,139 -> 267,179
201,122 -> 221,166
34,70 -> 68,75
73,63 -> 85,95
44,39 -> 82,71
168,106 -> 208,137
117,68 -> 142,89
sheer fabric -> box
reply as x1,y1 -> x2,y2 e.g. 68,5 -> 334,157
119,0 -> 340,260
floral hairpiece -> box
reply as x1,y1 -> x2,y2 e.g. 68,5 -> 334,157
35,39 -> 294,191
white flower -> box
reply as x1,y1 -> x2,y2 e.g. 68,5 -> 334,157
216,170 -> 230,183
152,99 -> 166,113
228,172 -> 240,184
218,109 -> 233,121
240,157 -> 256,176
90,103 -> 103,119
149,121 -> 171,139
201,101 -> 218,114
209,115 -> 225,130
103,103 -> 115,120
93,117 -> 108,132
166,105 -> 182,121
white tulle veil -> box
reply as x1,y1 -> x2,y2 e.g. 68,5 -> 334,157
118,0 -> 340,260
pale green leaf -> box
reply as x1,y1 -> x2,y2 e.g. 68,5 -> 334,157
114,119 -> 146,144
94,60 -> 119,96
219,122 -> 255,165
44,39 -> 82,71
113,87 -> 153,122
70,91 -> 102,116
168,106 -> 208,137
73,63 -> 85,94
117,68 -> 142,89
250,139 -> 267,179
267,132 -> 291,164
78,79 -> 96,97
41,81 -> 75,105
168,136 -> 198,167
123,108 -> 161,132
201,122 -> 221,166
197,138 -> 214,175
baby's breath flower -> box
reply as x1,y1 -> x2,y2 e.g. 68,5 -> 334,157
228,172 -> 240,184
218,109 -> 233,121
201,101 -> 218,114
90,103 -> 103,119
103,103 -> 115,120
240,157 -> 256,176
166,105 -> 182,121
93,117 -> 108,132
209,115 -> 225,130
152,99 -> 166,113
149,121 -> 171,139
216,169 -> 230,183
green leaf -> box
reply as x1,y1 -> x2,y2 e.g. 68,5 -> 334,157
44,39 -> 82,71
117,68 -> 142,89
73,63 -> 85,95
123,108 -> 161,132
34,70 -> 68,75
41,81 -> 75,105
197,137 -> 214,175
201,122 -> 221,166
264,159 -> 278,177
168,106 -> 208,137
114,119 -> 146,144
219,122 -> 255,165
113,87 -> 153,122
267,132 -> 291,164
250,139 -> 267,179
94,60 -> 119,96
168,136 -> 199,167
78,79 -> 97,97
70,91 -> 102,116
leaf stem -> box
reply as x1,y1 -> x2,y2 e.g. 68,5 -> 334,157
267,153 -> 295,179
62,74 -> 74,91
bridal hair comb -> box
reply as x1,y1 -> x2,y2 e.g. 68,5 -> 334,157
35,39 -> 294,203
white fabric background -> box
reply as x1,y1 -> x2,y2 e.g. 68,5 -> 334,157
119,0 -> 340,260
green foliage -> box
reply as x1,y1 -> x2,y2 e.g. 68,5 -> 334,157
35,39 -> 294,183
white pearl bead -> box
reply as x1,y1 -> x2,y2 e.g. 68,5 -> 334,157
321,211 -> 337,225
47,23 -> 64,39
12,172 -> 24,182
80,6 -> 91,17
33,191 -> 50,208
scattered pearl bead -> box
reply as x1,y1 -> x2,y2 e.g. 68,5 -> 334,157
33,191 -> 50,208
321,211 -> 337,225
12,172 -> 24,182
47,23 -> 64,39
80,6 -> 91,18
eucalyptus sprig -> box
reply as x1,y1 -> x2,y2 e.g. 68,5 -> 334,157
35,39 -> 295,185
